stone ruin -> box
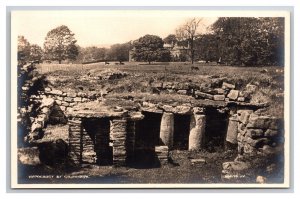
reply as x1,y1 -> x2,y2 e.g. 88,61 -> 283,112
17,63 -> 284,177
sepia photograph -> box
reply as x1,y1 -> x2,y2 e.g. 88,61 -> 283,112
10,9 -> 290,188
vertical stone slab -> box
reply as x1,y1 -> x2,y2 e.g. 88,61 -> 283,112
226,115 -> 238,144
188,114 -> 206,151
126,121 -> 135,164
68,117 -> 82,165
160,112 -> 174,148
111,119 -> 127,166
81,127 -> 96,164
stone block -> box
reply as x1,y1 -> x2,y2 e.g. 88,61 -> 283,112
247,115 -> 272,129
41,97 -> 55,107
18,147 -> 41,165
57,96 -> 63,101
193,107 -> 204,114
41,107 -> 50,114
55,100 -> 62,105
222,161 -> 250,171
61,101 -> 70,106
237,97 -> 245,102
213,95 -> 225,101
222,82 -> 235,89
174,105 -> 192,114
163,82 -> 173,89
45,87 -> 52,92
227,90 -> 239,100
50,89 -> 63,95
177,90 -> 188,95
64,97 -> 73,102
194,91 -> 213,100
237,110 -> 253,124
243,143 -> 256,154
214,88 -> 225,95
152,82 -> 163,88
246,129 -> 264,138
67,92 -> 77,98
82,98 -> 89,102
74,97 -> 82,102
246,84 -> 258,93
264,129 -> 278,137
59,106 -> 66,111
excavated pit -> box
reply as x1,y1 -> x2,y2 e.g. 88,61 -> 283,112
134,111 -> 162,168
173,114 -> 191,150
204,108 -> 229,151
82,118 -> 112,165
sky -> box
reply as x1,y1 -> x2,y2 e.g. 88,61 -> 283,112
12,10 -> 218,48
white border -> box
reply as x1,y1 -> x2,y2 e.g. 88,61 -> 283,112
9,8 -> 291,189
0,3 -> 294,194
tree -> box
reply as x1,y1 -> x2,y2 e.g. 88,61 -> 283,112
176,18 -> 205,64
211,17 -> 284,66
29,44 -> 43,62
18,35 -> 31,63
107,42 -> 132,63
132,35 -> 171,64
194,34 -> 219,62
163,34 -> 177,46
43,25 -> 78,64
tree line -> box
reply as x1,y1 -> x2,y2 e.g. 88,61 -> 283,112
18,17 -> 284,66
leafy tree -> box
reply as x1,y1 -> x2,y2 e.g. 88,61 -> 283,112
176,18 -> 205,64
211,17 -> 284,66
18,35 -> 31,63
194,34 -> 219,62
163,34 -> 177,46
107,42 -> 132,63
29,44 -> 43,62
132,35 -> 171,64
43,25 -> 78,64
76,46 -> 108,63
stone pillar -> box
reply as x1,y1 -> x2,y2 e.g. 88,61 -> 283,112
110,119 -> 127,166
225,114 -> 238,144
160,112 -> 174,148
188,114 -> 206,151
68,117 -> 82,165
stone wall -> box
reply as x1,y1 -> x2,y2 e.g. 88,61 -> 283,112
236,110 -> 283,156
151,81 -> 258,103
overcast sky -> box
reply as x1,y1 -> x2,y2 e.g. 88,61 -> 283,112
12,10 -> 218,48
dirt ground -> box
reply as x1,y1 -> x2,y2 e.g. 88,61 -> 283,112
19,148 -> 240,184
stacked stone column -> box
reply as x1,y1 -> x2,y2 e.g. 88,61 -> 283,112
68,117 -> 82,165
110,119 -> 128,166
